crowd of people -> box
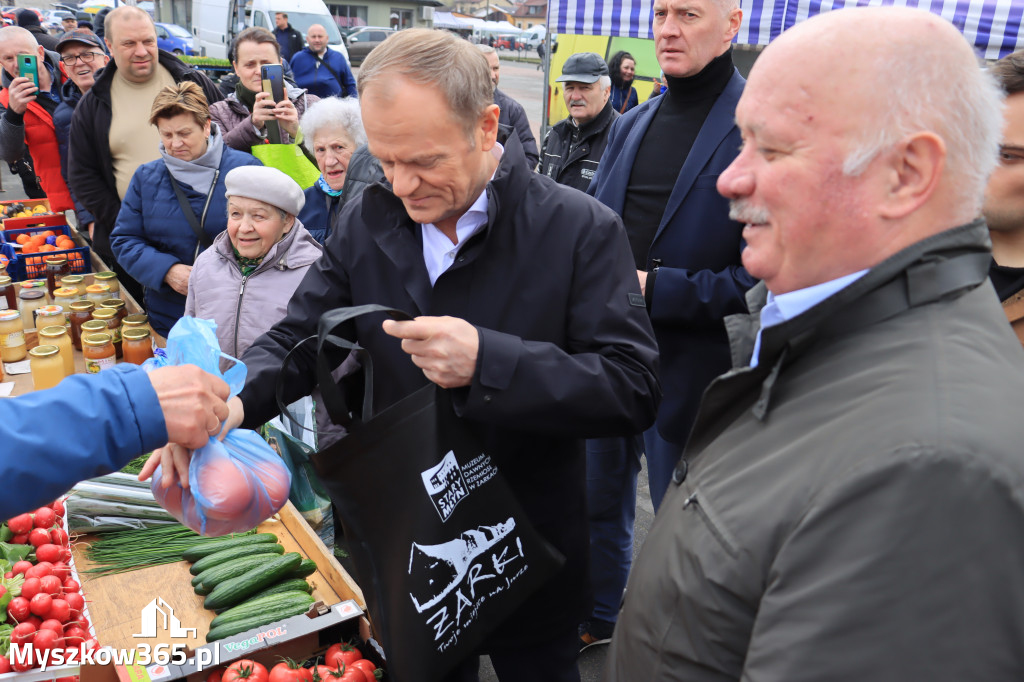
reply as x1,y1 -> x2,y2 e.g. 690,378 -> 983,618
5,0 -> 1024,679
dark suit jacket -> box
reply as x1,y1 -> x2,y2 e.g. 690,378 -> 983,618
589,68 -> 756,446
239,132 -> 660,647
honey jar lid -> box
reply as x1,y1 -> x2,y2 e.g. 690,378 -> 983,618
122,327 -> 151,341
44,256 -> 67,265
82,333 -> 112,346
18,289 -> 44,300
53,287 -> 79,297
0,276 -> 11,286
91,308 -> 116,320
36,305 -> 63,317
0,309 -> 20,321
81,320 -> 107,332
85,283 -> 110,293
29,344 -> 59,357
93,271 -> 117,281
69,301 -> 95,312
39,325 -> 67,338
99,299 -> 125,310
61,274 -> 84,283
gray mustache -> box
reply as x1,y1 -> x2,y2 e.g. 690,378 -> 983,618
729,200 -> 770,224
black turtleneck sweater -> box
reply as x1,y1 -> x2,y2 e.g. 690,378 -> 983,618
623,49 -> 735,269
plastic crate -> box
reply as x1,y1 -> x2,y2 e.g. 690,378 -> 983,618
2,212 -> 67,232
0,198 -> 53,228
3,224 -> 91,282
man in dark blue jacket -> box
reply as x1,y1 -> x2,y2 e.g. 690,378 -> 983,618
581,0 -> 756,651
273,12 -> 304,64
53,30 -> 108,239
290,24 -> 357,99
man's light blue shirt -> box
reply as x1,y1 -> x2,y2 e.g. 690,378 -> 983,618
421,143 -> 503,286
750,270 -> 868,368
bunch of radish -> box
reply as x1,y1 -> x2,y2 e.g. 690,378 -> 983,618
0,499 -> 96,676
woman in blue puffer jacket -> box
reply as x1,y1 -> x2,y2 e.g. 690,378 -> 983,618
111,82 -> 262,337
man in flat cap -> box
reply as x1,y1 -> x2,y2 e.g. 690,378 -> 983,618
539,52 -> 619,192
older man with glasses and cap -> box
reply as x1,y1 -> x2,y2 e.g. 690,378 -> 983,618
539,52 -> 618,193
54,29 -> 109,241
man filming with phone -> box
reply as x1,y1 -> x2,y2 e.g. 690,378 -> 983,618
0,26 -> 74,213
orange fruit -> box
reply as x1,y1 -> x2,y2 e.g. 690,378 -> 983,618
22,243 -> 38,254
28,235 -> 45,247
15,234 -> 28,245
39,244 -> 56,252
41,230 -> 54,238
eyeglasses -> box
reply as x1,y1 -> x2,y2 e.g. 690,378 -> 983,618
60,52 -> 105,66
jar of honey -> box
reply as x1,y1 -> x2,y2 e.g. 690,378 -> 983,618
61,275 -> 86,298
0,309 -> 26,362
34,305 -> 64,335
93,271 -> 120,299
0,276 -> 15,311
99,299 -> 127,326
122,313 -> 152,337
44,256 -> 69,299
82,333 -> 115,373
29,344 -> 64,390
121,327 -> 154,365
85,283 -> 111,306
21,279 -> 49,304
18,289 -> 46,332
68,301 -> 94,351
91,307 -> 122,358
53,288 -> 79,321
38,325 -> 74,376
80,319 -> 107,342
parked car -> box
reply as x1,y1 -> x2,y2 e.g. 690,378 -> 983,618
155,22 -> 194,55
495,34 -> 523,50
42,10 -> 74,33
344,26 -> 394,66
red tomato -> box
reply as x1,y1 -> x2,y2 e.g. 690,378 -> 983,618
33,507 -> 56,529
12,560 -> 33,576
223,659 -> 269,682
8,596 -> 30,622
325,644 -> 361,670
39,574 -> 62,596
349,660 -> 376,681
268,660 -> 312,682
338,671 -> 363,682
255,461 -> 291,511
7,513 -> 33,535
198,457 -> 256,520
29,592 -> 53,617
206,669 -> 224,682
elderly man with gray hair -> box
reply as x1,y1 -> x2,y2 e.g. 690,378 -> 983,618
606,6 -> 1024,681
190,26 -> 660,682
539,52 -> 618,192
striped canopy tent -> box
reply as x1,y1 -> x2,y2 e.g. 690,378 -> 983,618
547,0 -> 1024,59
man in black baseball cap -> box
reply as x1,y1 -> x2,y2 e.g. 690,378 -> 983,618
539,52 -> 618,192
54,29 -> 109,240
16,8 -> 58,51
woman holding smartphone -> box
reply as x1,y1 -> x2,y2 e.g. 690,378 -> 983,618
210,27 -> 319,152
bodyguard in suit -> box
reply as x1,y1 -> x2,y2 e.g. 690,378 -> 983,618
580,0 -> 756,649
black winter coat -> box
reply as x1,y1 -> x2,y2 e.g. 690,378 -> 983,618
540,101 -> 618,193
67,50 -> 223,258
239,133 -> 660,648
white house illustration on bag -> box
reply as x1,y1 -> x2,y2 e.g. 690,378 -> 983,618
133,597 -> 197,638
407,518 -> 517,613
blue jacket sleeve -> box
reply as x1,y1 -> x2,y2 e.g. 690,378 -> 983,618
0,365 -> 168,518
110,170 -> 181,291
336,53 -> 357,98
649,263 -> 756,329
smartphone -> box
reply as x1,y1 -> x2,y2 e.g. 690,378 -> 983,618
260,64 -> 285,144
17,54 -> 37,87
260,64 -> 285,103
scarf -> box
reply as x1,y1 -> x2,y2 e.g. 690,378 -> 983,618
232,246 -> 264,277
160,122 -> 225,196
317,174 -> 343,197
235,81 -> 257,112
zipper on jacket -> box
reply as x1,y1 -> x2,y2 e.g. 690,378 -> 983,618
683,491 -> 739,558
232,274 -> 247,359
192,169 -> 221,263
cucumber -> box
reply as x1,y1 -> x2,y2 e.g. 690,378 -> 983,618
205,598 -> 314,642
213,579 -> 312,613
189,543 -> 285,575
193,554 -> 282,595
182,533 -> 277,562
284,558 -> 317,579
209,591 -> 314,629
204,553 -> 303,610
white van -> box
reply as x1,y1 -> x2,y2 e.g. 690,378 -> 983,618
191,0 -> 350,63
520,25 -> 546,49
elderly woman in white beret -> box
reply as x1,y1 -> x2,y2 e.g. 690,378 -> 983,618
185,165 -> 323,362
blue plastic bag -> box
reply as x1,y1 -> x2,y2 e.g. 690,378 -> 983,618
149,317 -> 291,536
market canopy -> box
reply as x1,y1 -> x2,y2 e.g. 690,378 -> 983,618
547,0 -> 1024,59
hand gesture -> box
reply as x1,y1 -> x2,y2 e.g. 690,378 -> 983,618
382,316 -> 479,388
7,76 -> 37,115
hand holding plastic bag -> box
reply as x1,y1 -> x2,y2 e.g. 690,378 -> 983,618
147,318 -> 292,536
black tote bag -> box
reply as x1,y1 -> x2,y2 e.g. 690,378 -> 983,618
276,305 -> 564,682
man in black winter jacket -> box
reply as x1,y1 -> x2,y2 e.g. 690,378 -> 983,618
540,52 -> 618,192
273,12 -> 304,64
67,6 -> 222,302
